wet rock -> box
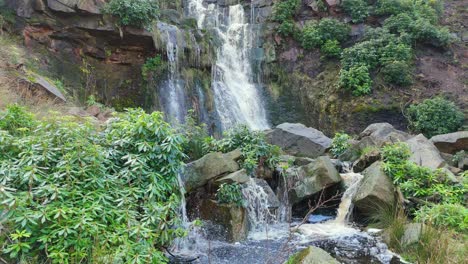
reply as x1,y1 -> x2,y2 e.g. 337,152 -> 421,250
289,156 -> 342,205
285,246 -> 339,264
199,199 -> 248,243
406,134 -> 446,170
295,157 -> 315,166
430,131 -> 468,154
266,123 -> 332,158
216,169 -> 250,184
182,150 -> 241,192
353,162 -> 396,216
250,178 -> 280,209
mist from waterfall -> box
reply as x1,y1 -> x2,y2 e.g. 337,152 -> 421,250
187,0 -> 269,130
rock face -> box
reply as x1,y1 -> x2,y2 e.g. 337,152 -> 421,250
182,150 -> 241,192
266,123 -> 332,158
285,246 -> 340,264
288,156 -> 342,205
431,131 -> 468,154
353,162 -> 396,216
406,134 -> 446,170
199,199 -> 248,242
216,169 -> 250,184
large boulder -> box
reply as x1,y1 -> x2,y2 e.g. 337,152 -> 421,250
47,0 -> 105,14
266,123 -> 332,158
406,134 -> 446,170
359,123 -> 410,147
288,156 -> 342,205
353,162 -> 396,215
430,131 -> 468,154
285,246 -> 340,264
216,169 -> 250,184
199,199 -> 248,242
181,150 -> 241,192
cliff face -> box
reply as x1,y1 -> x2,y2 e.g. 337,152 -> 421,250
5,0 -> 466,134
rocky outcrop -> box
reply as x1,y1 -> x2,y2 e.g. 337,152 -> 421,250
406,134 -> 446,170
266,123 -> 332,158
216,169 -> 250,184
285,246 -> 340,264
46,0 -> 105,14
430,131 -> 468,154
288,156 -> 342,205
199,199 -> 248,242
182,149 -> 241,192
353,162 -> 396,216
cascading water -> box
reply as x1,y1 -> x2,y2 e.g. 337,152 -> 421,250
187,0 -> 269,130
156,22 -> 187,124
242,178 -> 277,232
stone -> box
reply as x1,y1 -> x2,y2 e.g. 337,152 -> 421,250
199,199 -> 248,242
266,123 -> 332,158
47,0 -> 104,14
353,149 -> 381,173
285,246 -> 340,264
353,162 -> 396,215
250,178 -> 280,209
288,156 -> 342,205
86,105 -> 101,117
47,0 -> 76,13
26,73 -> 67,102
216,169 -> 250,184
181,150 -> 240,192
406,134 -> 446,170
359,123 -> 410,147
430,131 -> 468,154
401,223 -> 423,246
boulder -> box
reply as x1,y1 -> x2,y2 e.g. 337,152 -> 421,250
353,148 -> 381,173
266,123 -> 332,158
181,150 -> 241,192
199,199 -> 248,242
401,223 -> 423,246
285,246 -> 340,264
406,134 -> 446,170
288,156 -> 342,205
353,162 -> 396,215
430,131 -> 468,154
359,123 -> 410,147
216,169 -> 250,184
47,0 -> 105,14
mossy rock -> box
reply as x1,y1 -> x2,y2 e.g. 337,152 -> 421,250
285,246 -> 339,264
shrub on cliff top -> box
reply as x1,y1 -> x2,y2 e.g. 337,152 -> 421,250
104,0 -> 159,28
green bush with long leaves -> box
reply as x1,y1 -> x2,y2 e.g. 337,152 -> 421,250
330,133 -> 351,157
341,0 -> 369,23
339,65 -> 372,96
104,0 -> 159,28
415,203 -> 468,233
0,107 -> 186,263
205,125 -> 280,175
272,0 -> 300,37
216,183 -> 245,207
301,18 -> 350,50
406,97 -> 464,138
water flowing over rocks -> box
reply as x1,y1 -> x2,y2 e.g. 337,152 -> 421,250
266,123 -> 332,158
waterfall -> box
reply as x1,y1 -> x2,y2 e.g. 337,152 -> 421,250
332,172 -> 364,224
155,22 -> 187,124
187,0 -> 269,130
242,178 -> 277,231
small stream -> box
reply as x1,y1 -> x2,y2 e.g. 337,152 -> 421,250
170,171 -> 406,264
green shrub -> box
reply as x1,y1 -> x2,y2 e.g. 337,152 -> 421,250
330,132 -> 351,157
277,20 -> 298,37
142,55 -> 165,78
339,65 -> 372,96
272,0 -> 300,23
0,108 -> 185,263
206,125 -> 280,174
301,22 -> 323,49
216,183 -> 245,207
316,18 -> 351,43
415,204 -> 468,233
381,60 -> 412,86
104,0 -> 159,28
342,0 -> 369,23
178,110 -> 209,161
0,104 -> 36,136
407,97 -> 464,138
383,13 -> 413,34
321,39 -> 342,58
341,41 -> 380,69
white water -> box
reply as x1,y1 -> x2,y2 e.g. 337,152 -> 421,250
187,1 -> 269,130
242,178 -> 277,233
155,22 -> 187,124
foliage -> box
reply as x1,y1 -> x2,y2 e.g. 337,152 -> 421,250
330,133 -> 351,157
104,0 -> 159,28
406,97 -> 464,138
142,55 -> 165,79
341,0 -> 369,23
301,19 -> 350,50
381,142 -> 466,204
341,40 -> 380,70
338,65 -> 372,96
452,150 -> 466,165
380,61 -> 412,86
272,0 -> 300,37
205,125 -> 280,174
0,105 -> 36,136
178,110 -> 209,161
321,39 -> 342,58
216,183 -> 245,207
0,107 -> 186,263
277,19 -> 298,38
415,204 -> 468,233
